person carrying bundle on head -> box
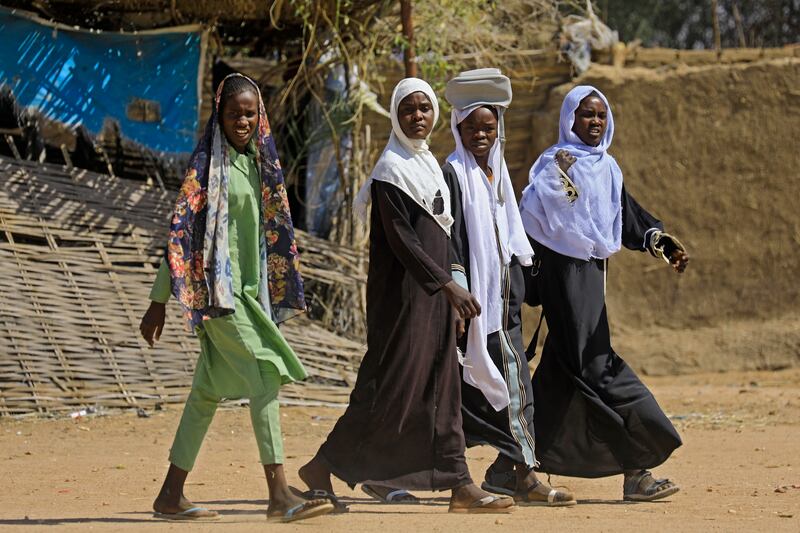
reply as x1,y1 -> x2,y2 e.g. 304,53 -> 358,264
442,68 -> 576,507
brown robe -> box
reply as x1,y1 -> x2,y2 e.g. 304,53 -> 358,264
318,181 -> 472,490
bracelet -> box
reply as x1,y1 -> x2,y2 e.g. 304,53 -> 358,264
649,230 -> 686,264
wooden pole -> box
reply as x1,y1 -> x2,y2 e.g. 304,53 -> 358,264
732,3 -> 747,48
400,0 -> 417,78
711,0 -> 722,54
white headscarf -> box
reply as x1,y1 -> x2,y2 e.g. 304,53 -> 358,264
446,104 -> 533,411
519,85 -> 623,260
354,78 -> 453,235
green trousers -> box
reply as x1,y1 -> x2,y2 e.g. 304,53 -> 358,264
168,364 -> 283,472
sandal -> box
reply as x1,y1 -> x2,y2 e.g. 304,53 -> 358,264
297,488 -> 350,514
623,470 -> 680,502
267,499 -> 334,523
515,480 -> 576,507
449,495 -> 515,514
362,484 -> 420,504
153,506 -> 220,521
481,466 -> 516,496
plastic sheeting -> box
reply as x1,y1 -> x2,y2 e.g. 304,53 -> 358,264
303,63 -> 388,237
0,6 -> 205,154
304,64 -> 352,237
562,1 -> 619,74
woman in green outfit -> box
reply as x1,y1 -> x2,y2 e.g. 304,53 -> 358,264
139,74 -> 332,523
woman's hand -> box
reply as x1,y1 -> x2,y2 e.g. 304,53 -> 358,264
443,281 -> 481,320
669,249 -> 689,274
555,149 -> 576,173
140,301 -> 166,347
455,316 -> 466,338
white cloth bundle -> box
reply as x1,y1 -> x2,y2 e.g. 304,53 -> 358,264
445,69 -> 534,412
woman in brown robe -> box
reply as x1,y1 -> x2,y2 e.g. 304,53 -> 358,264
298,78 -> 514,513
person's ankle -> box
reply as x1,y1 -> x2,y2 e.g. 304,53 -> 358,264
157,487 -> 179,503
270,489 -> 296,505
513,464 -> 536,486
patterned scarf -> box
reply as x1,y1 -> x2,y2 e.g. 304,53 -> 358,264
166,73 -> 305,330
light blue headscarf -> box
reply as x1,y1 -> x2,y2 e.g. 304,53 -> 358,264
519,85 -> 623,260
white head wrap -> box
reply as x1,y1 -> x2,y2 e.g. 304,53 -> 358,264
519,85 -> 623,260
353,78 -> 452,235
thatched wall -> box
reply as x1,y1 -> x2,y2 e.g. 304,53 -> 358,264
0,0 -> 382,28
0,157 -> 365,416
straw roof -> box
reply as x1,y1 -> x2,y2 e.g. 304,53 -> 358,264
1,0 -> 385,34
0,156 -> 366,416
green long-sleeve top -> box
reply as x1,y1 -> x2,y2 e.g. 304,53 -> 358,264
150,144 -> 307,399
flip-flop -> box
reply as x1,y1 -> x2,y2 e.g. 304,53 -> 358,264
267,499 -> 334,523
623,471 -> 681,502
449,495 -> 515,514
297,488 -> 350,514
362,484 -> 420,504
153,506 -> 220,521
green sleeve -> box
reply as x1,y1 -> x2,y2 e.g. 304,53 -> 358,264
149,258 -> 171,304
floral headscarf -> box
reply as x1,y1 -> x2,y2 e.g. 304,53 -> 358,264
166,73 -> 305,329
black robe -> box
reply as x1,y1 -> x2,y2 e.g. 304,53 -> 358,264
530,186 -> 682,478
443,162 -> 538,468
318,181 -> 472,490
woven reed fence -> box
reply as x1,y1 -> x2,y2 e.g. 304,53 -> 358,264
0,157 -> 366,417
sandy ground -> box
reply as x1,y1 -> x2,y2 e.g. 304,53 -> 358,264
1,369 -> 799,532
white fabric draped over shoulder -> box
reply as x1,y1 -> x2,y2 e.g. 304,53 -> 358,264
353,78 -> 453,236
518,85 -> 623,261
446,103 -> 533,412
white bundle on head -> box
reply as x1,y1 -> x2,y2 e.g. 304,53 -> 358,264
445,69 -> 534,411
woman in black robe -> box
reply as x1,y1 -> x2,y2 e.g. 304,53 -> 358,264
441,73 -> 576,507
518,85 -> 689,501
298,78 -> 514,513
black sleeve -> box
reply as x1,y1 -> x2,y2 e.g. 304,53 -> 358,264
373,180 -> 453,295
621,185 -> 664,253
442,162 -> 470,278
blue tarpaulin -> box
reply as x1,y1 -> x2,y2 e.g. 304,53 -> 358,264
0,6 -> 205,154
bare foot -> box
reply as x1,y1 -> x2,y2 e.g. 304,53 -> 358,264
517,481 -> 576,506
623,470 -> 680,502
298,457 -> 334,493
514,464 -> 575,506
267,491 -> 327,518
450,483 -> 514,512
153,491 -> 219,518
153,490 -> 190,514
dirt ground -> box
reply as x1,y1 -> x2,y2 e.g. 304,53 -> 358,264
1,369 -> 799,532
